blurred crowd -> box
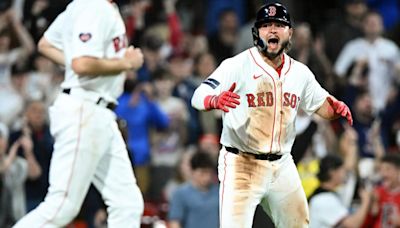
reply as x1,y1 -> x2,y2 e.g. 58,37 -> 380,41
0,0 -> 399,227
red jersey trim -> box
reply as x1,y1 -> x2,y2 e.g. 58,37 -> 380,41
276,55 -> 285,76
278,86 -> 283,152
284,57 -> 292,76
220,151 -> 228,227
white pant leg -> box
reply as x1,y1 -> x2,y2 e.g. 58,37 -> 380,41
218,148 -> 270,228
13,95 -> 111,228
92,118 -> 144,228
260,154 -> 309,228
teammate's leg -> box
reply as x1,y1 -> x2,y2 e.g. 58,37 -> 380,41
92,116 -> 144,228
13,96 -> 110,228
218,148 -> 267,228
260,154 -> 309,228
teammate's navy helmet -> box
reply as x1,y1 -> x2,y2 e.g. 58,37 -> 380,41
254,3 -> 292,28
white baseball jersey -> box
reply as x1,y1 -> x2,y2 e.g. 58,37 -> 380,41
192,47 -> 329,155
44,0 -> 128,103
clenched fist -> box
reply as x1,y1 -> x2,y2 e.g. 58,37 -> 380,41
124,46 -> 144,70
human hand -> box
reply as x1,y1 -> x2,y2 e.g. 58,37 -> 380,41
124,46 -> 144,70
339,124 -> 358,154
358,186 -> 372,204
164,0 -> 177,14
327,97 -> 353,125
94,208 -> 107,228
19,135 -> 33,154
204,83 -> 240,112
31,0 -> 49,16
7,140 -> 20,160
4,9 -> 18,25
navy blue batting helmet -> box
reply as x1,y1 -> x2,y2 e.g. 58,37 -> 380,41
254,3 -> 291,28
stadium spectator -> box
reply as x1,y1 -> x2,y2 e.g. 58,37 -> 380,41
168,151 -> 219,228
309,154 -> 370,228
334,11 -> 400,111
363,153 -> 400,227
9,100 -> 53,212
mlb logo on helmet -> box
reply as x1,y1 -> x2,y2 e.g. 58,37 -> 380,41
79,33 -> 92,42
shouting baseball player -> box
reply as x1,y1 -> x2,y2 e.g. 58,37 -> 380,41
13,0 -> 144,227
191,3 -> 353,228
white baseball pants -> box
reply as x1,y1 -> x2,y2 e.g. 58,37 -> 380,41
218,147 -> 309,228
13,93 -> 144,228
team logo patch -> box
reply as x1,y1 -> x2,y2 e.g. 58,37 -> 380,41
79,33 -> 92,42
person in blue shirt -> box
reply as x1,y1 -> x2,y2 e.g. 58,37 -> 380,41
168,151 -> 219,228
115,79 -> 169,195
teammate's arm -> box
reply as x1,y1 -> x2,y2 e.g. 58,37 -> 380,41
315,96 -> 353,125
71,46 -> 144,77
37,37 -> 65,66
39,10 -> 66,66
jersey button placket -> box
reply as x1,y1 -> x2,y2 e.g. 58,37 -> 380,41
275,81 -> 284,152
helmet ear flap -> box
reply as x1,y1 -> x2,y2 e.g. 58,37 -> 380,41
252,26 -> 266,52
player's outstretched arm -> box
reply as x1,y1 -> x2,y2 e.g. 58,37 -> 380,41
192,82 -> 240,112
316,96 -> 353,125
71,46 -> 144,77
38,37 -> 65,66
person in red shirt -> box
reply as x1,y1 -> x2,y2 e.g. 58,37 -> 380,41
367,153 -> 400,227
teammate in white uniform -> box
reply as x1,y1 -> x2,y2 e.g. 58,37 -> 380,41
191,3 -> 353,228
13,0 -> 144,227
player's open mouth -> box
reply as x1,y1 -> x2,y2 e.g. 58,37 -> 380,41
267,38 -> 279,50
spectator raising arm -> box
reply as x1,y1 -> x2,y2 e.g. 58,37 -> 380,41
19,132 -> 42,180
7,9 -> 35,57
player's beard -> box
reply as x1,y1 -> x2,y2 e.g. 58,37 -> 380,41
263,39 -> 290,60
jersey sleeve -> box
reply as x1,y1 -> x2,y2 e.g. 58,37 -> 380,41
191,59 -> 236,110
43,11 -> 67,50
70,6 -> 112,59
299,67 -> 329,115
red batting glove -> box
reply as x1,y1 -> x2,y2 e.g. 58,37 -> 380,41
327,97 -> 353,125
204,83 -> 240,112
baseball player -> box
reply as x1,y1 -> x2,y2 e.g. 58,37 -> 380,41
13,0 -> 144,227
191,3 -> 353,228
